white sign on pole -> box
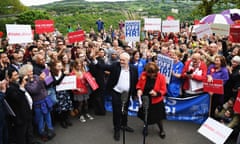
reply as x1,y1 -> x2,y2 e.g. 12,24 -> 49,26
171,8 -> 179,14
125,20 -> 141,43
157,54 -> 173,84
56,75 -> 77,91
6,24 -> 33,44
162,20 -> 180,33
210,24 -> 230,36
144,18 -> 161,31
198,117 -> 233,144
195,24 -> 212,39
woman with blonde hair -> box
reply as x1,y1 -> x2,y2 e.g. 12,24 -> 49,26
70,58 -> 94,122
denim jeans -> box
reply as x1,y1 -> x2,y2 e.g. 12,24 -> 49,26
47,87 -> 58,105
34,107 -> 54,135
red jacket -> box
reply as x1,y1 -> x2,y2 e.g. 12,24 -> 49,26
181,60 -> 207,91
136,72 -> 166,104
70,71 -> 88,95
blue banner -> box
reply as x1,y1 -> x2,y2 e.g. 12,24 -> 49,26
105,93 -> 210,124
165,93 -> 210,124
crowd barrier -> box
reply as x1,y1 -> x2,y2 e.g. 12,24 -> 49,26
105,93 -> 210,124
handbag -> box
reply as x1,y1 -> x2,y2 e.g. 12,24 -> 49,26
45,96 -> 54,111
40,102 -> 48,114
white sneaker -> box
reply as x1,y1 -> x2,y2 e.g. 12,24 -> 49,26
79,115 -> 86,123
86,113 -> 94,120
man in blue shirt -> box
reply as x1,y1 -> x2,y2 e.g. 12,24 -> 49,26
96,18 -> 104,32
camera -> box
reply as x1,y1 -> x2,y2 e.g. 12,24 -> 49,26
186,70 -> 193,75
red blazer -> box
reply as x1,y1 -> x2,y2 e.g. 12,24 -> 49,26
136,72 -> 166,104
181,60 -> 207,91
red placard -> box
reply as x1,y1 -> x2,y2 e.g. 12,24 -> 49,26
234,90 -> 240,114
0,31 -> 4,38
203,79 -> 223,94
67,30 -> 85,43
83,72 -> 99,91
194,20 -> 200,25
167,16 -> 175,20
35,20 -> 54,34
229,24 -> 240,43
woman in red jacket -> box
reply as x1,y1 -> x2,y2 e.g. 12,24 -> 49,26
136,62 -> 167,139
70,58 -> 94,123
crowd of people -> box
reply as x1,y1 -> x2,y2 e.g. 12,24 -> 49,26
0,18 -> 240,144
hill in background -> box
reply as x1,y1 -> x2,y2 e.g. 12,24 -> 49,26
33,0 -> 198,33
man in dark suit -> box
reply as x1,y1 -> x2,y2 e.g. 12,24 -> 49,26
5,67 -> 34,144
93,52 -> 138,141
89,48 -> 107,115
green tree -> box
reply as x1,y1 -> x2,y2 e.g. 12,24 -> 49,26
16,10 -> 51,28
0,0 -> 27,15
191,0 -> 240,17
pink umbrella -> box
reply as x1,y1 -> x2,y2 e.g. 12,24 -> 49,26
221,9 -> 240,21
221,8 -> 240,15
200,14 -> 234,24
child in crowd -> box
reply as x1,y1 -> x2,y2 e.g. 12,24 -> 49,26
219,108 -> 234,126
70,58 -> 94,122
215,97 -> 240,128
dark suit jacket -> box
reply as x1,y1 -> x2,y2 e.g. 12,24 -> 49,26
6,82 -> 32,125
89,57 -> 106,88
96,62 -> 138,97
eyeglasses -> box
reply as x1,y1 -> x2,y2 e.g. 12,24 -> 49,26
24,78 -> 29,81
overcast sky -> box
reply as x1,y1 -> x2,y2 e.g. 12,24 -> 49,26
20,0 -> 63,6
20,0 -> 130,6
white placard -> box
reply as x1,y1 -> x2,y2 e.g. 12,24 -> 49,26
125,20 -> 141,43
162,20 -> 180,33
6,24 -> 33,44
157,54 -> 174,84
195,24 -> 212,39
190,79 -> 203,91
210,24 -> 230,36
198,117 -> 233,144
56,75 -> 76,91
144,18 -> 161,31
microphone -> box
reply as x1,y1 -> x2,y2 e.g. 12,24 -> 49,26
142,95 -> 149,110
121,91 -> 129,114
142,95 -> 149,125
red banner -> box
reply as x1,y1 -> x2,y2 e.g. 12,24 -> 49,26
83,72 -> 99,91
234,90 -> 240,114
35,20 -> 54,34
229,24 -> 240,43
68,30 -> 85,43
203,79 -> 223,94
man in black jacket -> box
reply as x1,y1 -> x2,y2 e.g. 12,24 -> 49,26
89,48 -> 107,115
5,67 -> 34,144
0,79 -> 8,144
93,52 -> 138,141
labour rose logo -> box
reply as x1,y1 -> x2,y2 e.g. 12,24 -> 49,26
210,68 -> 215,74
